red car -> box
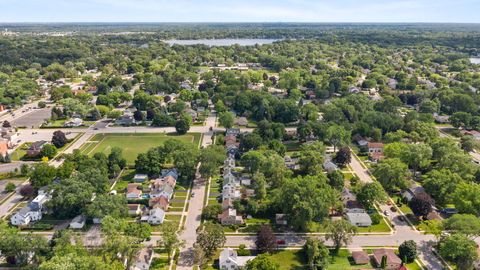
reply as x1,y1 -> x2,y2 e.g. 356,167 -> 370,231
276,239 -> 286,245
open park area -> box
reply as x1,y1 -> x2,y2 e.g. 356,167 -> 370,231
79,132 -> 202,164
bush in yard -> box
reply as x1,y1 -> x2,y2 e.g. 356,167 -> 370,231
5,182 -> 16,193
41,144 -> 57,159
237,244 -> 251,256
38,101 -> 46,108
370,212 -> 382,225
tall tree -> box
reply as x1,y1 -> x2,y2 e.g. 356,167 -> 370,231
218,111 -> 235,128
256,225 -> 277,254
158,223 -> 184,260
195,222 -> 225,258
325,219 -> 357,253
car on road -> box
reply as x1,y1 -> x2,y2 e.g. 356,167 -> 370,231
383,210 -> 390,216
191,192 -> 195,197
276,239 -> 286,245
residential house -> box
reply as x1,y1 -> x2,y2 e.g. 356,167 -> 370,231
0,138 -> 9,157
345,200 -> 366,214
218,208 -> 244,225
372,249 -> 402,270
276,214 -> 288,225
134,174 -> 149,183
132,248 -> 153,270
234,117 -> 248,127
115,111 -> 136,126
353,134 -> 369,148
222,184 -> 240,201
323,156 -> 339,173
128,204 -> 143,216
433,113 -> 450,124
150,184 -> 174,200
284,156 -> 300,170
346,212 -> 372,227
161,169 -> 179,179
402,184 -> 434,204
219,248 -> 256,270
148,208 -> 165,225
11,205 -> 42,226
126,183 -> 142,199
222,198 -> 233,211
185,108 -> 198,120
0,127 -> 18,148
461,130 -> 480,140
64,118 -> 83,127
226,128 -> 240,136
69,215 -> 86,229
352,251 -> 370,265
367,142 -> 384,162
27,140 -> 48,157
149,197 -> 169,211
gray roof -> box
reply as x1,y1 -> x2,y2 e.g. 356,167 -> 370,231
346,212 -> 372,224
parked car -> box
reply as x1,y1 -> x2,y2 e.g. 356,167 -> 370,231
276,239 -> 286,245
383,210 -> 390,216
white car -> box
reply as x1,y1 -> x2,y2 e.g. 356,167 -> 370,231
383,210 -> 390,216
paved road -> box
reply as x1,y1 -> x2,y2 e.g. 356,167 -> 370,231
176,111 -> 216,270
346,153 -> 444,270
0,180 -> 29,220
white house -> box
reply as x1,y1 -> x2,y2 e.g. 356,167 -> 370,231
148,208 -> 165,225
219,248 -> 256,270
10,206 -> 42,226
11,192 -> 51,226
64,118 -> 83,127
69,215 -> 86,229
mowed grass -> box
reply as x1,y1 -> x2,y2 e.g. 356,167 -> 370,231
82,133 -> 201,164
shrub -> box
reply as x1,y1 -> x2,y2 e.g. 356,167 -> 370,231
5,182 -> 16,192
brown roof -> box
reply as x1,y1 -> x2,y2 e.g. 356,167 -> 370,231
368,142 -> 384,148
127,183 -> 141,194
222,198 -> 233,210
346,200 -> 364,209
372,249 -> 402,266
352,251 -> 370,265
149,196 -> 169,210
164,175 -> 176,187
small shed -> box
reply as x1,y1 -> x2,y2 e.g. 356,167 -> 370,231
69,215 -> 86,229
276,214 -> 288,225
134,174 -> 149,183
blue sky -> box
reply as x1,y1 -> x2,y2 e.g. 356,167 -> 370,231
0,0 -> 479,23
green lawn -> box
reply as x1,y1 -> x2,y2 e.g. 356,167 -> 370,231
11,143 -> 30,161
81,133 -> 201,164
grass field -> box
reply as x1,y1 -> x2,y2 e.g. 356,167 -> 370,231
80,133 -> 201,164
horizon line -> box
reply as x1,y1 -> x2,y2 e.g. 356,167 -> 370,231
1,21 -> 480,25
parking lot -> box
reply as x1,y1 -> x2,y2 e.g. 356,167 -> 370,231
11,108 -> 52,128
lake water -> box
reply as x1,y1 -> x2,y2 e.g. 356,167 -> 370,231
164,39 -> 278,46
470,58 -> 480,64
